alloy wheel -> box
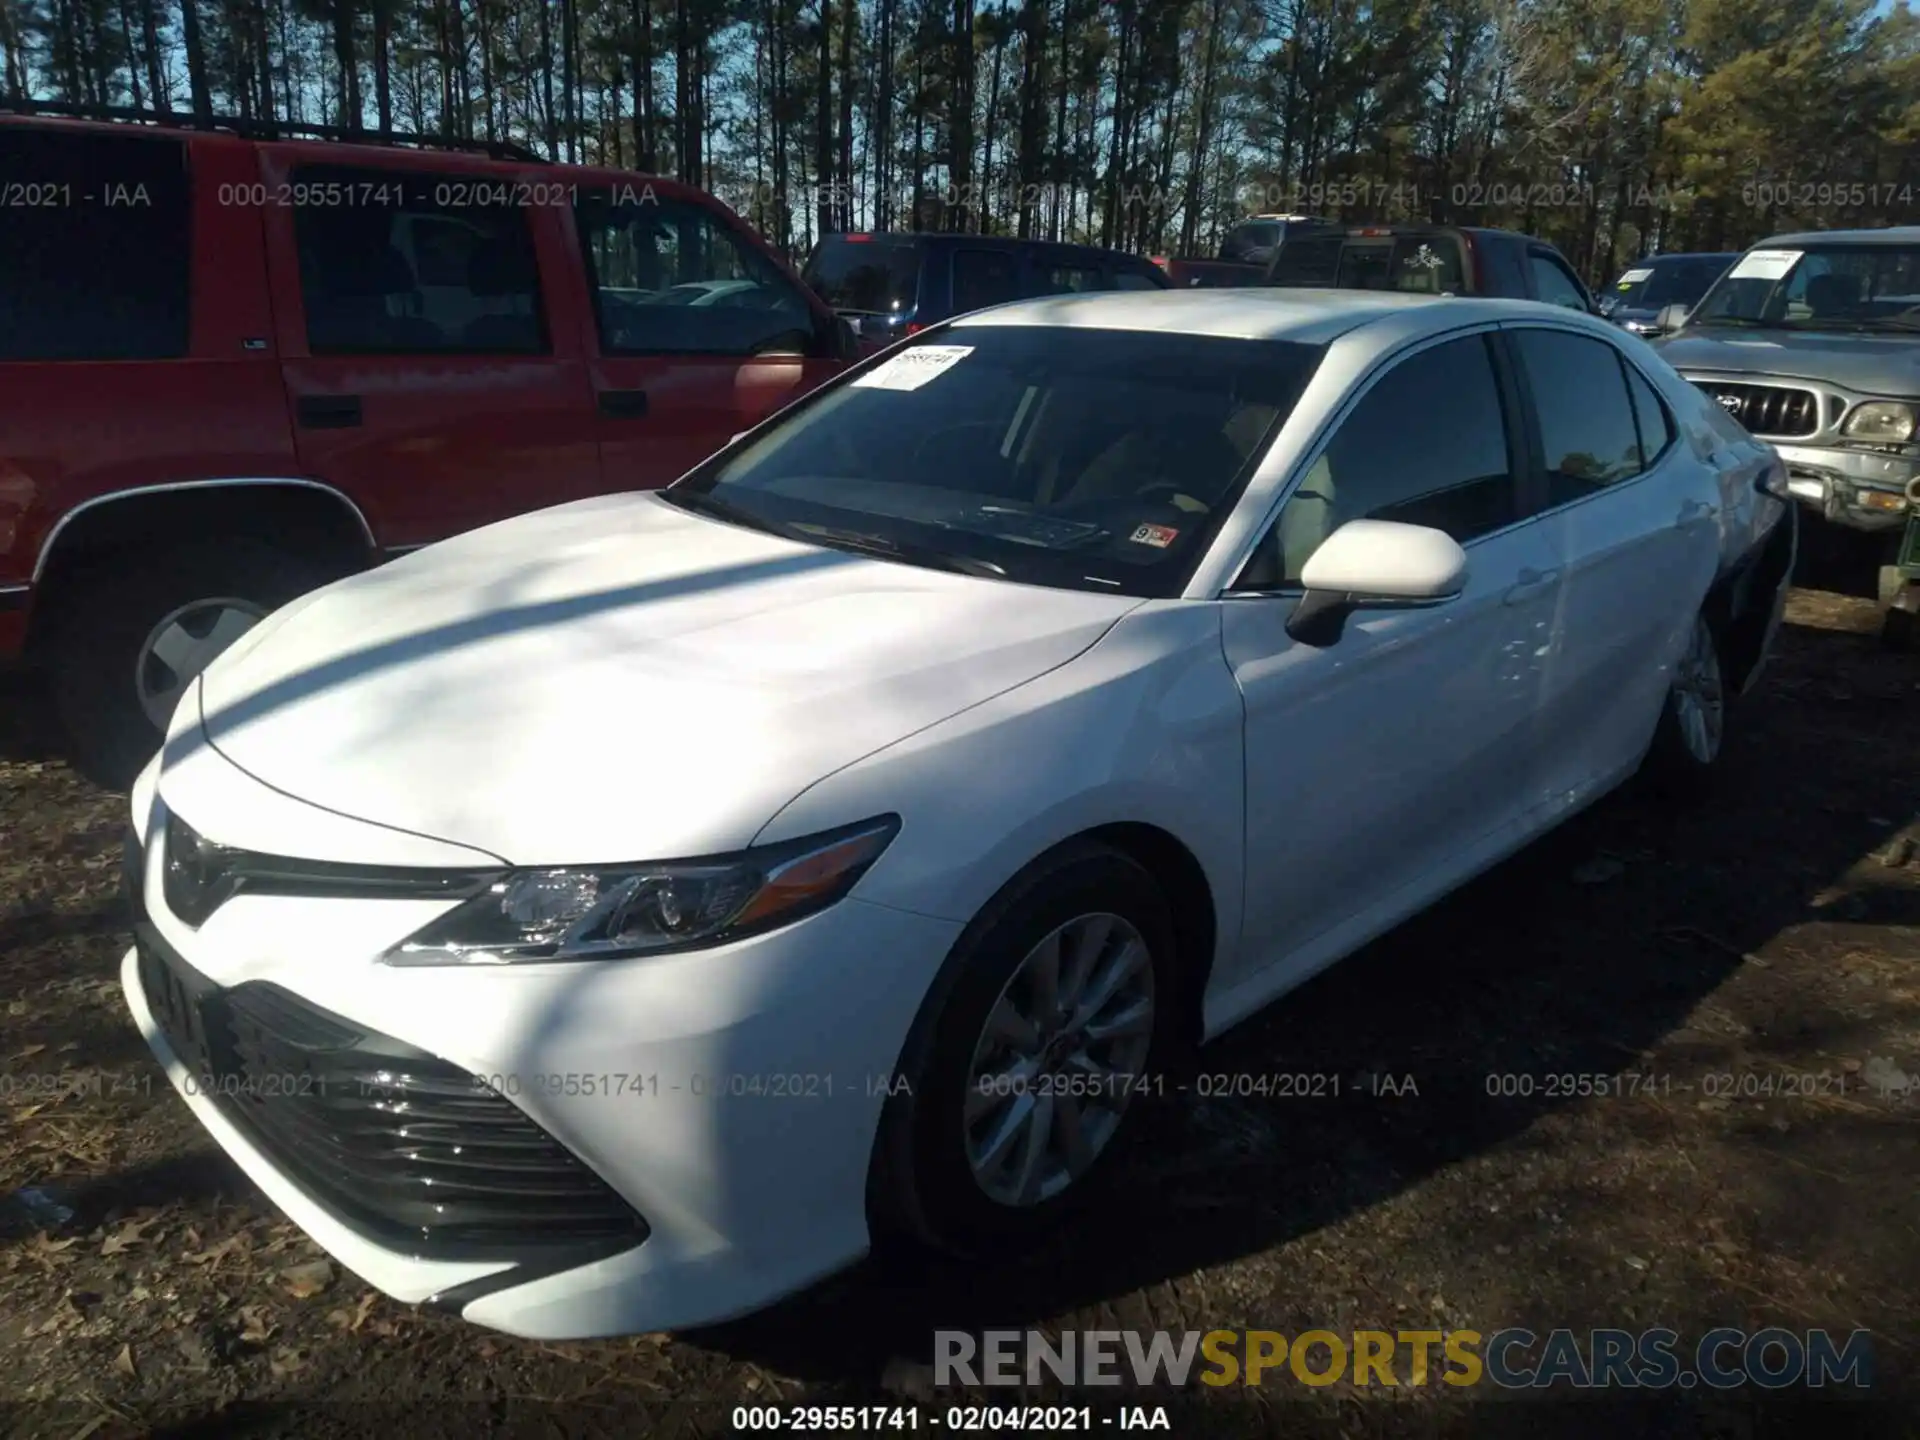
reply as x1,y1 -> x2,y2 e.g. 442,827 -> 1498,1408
961,911 -> 1156,1208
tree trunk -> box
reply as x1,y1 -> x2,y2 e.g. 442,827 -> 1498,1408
772,0 -> 790,248
875,0 -> 894,228
115,0 -> 144,108
1014,0 -> 1048,238
137,0 -> 167,112
816,0 -> 833,237
837,0 -> 855,228
561,0 -> 578,160
538,0 -> 557,157
1101,1 -> 1132,248
179,0 -> 214,123
949,0 -> 975,231
631,0 -> 654,168
1050,0 -> 1069,240
1179,0 -> 1222,254
332,0 -> 361,129
674,0 -> 690,180
473,0 -> 490,139
978,4 -> 1005,233
251,0 -> 276,119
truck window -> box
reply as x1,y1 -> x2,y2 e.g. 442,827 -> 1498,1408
290,164 -> 548,354
0,128 -> 190,360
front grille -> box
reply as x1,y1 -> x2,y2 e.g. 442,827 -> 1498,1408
135,931 -> 648,1261
1692,382 -> 1820,438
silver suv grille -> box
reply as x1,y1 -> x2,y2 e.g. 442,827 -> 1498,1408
1691,382 -> 1821,439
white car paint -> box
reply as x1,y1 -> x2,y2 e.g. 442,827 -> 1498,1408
122,288 -> 1789,1340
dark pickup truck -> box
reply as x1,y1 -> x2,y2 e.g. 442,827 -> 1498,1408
1151,256 -> 1268,289
1265,224 -> 1599,312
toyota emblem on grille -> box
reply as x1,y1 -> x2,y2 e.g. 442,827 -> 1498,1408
1717,392 -> 1743,414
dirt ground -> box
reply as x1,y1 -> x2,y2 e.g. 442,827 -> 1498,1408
1,575 -> 1917,1440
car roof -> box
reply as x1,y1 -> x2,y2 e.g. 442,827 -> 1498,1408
1753,225 -> 1920,248
1637,252 -> 1740,264
946,287 -> 1569,345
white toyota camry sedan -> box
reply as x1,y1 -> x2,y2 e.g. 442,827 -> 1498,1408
121,289 -> 1796,1340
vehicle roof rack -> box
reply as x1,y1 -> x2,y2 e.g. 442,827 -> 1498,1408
0,98 -> 548,164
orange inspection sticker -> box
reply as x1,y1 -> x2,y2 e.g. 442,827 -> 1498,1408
1130,522 -> 1180,548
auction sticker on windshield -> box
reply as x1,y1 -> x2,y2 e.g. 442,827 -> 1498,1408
1729,249 -> 1802,281
851,345 -> 975,392
1618,268 -> 1653,287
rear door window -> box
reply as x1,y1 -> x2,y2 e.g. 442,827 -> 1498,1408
291,164 -> 547,354
0,127 -> 190,360
951,248 -> 1024,314
802,236 -> 923,314
1511,329 -> 1646,504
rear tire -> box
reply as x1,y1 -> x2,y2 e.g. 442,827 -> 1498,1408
46,541 -> 337,790
1642,611 -> 1727,801
869,843 -> 1179,1259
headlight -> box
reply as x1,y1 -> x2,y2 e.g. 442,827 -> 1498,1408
381,816 -> 900,966
1842,401 -> 1917,444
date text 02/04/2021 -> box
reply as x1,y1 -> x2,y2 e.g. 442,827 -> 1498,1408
731,1404 -> 1173,1431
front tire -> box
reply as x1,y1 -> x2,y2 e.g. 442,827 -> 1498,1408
46,541 -> 336,789
870,843 -> 1178,1258
1642,611 -> 1728,799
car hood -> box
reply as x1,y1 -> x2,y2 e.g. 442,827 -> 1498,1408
1655,328 -> 1920,397
194,492 -> 1139,865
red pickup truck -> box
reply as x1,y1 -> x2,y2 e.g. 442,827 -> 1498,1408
0,110 -> 855,785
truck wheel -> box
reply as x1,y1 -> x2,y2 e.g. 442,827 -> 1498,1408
46,541 -> 337,790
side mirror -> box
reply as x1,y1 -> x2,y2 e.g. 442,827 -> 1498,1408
831,316 -> 860,360
1654,302 -> 1691,335
1287,519 -> 1469,647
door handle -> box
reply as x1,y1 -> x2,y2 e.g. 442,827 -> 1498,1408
296,394 -> 362,429
1502,567 -> 1560,605
597,388 -> 649,419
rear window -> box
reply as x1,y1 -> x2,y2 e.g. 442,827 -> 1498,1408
804,236 -> 923,314
1270,234 -> 1466,294
0,127 -> 190,361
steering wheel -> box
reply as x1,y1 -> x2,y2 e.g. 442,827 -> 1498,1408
1135,480 -> 1211,514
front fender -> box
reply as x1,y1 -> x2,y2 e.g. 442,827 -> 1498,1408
752,602 -> 1247,968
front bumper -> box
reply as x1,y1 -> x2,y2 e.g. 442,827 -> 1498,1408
1768,445 -> 1915,533
122,804 -> 963,1338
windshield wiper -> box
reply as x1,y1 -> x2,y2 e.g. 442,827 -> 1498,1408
1694,315 -> 1773,328
663,489 -> 814,544
791,523 -> 1008,579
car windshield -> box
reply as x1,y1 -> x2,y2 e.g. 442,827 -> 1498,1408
1689,243 -> 1920,332
1610,257 -> 1733,310
667,325 -> 1325,599
803,235 -> 923,314
1270,234 -> 1467,294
